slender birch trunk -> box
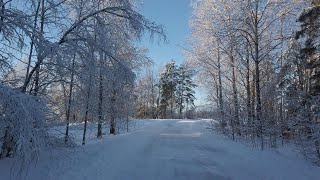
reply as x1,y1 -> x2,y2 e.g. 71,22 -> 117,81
65,54 -> 76,142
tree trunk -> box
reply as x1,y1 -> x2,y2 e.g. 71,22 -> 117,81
33,0 -> 45,96
246,43 -> 252,136
110,88 -> 116,135
231,53 -> 240,136
279,18 -> 285,146
97,52 -> 103,138
82,81 -> 91,145
65,54 -> 76,142
0,0 -> 5,33
170,92 -> 174,118
126,113 -> 129,133
0,129 -> 14,159
179,99 -> 183,119
151,71 -> 156,119
157,83 -> 161,119
253,1 -> 264,150
217,42 -> 225,127
255,59 -> 263,150
23,0 -> 41,93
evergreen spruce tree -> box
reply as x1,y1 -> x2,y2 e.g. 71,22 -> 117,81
295,0 -> 320,159
159,61 -> 177,118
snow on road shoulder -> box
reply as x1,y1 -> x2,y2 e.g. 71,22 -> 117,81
48,119 -> 154,145
192,119 -> 320,180
0,119 -> 319,180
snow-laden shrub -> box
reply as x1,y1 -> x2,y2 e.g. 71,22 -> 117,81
0,85 -> 48,163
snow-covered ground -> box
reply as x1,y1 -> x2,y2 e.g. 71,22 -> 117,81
1,119 -> 320,180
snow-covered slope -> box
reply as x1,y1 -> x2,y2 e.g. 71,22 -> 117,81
1,119 -> 320,180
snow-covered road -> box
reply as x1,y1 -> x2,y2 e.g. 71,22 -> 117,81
2,119 -> 320,180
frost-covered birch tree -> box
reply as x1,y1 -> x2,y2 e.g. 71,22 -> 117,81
0,0 -> 165,165
188,0 -> 319,158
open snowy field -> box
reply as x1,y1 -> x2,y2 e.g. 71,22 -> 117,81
1,119 -> 320,180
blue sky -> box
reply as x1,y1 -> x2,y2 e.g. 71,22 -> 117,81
138,0 -> 192,67
138,1 -> 207,106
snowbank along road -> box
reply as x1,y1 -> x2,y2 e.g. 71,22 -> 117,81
1,119 -> 320,180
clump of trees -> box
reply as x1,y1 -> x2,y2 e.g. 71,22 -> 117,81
135,61 -> 196,119
0,0 -> 164,164
188,0 -> 320,162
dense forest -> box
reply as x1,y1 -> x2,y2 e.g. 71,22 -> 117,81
0,0 -> 165,162
187,0 -> 320,162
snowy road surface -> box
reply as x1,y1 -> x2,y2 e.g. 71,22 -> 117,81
2,119 -> 320,180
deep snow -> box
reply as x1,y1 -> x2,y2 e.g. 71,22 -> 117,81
1,119 -> 320,180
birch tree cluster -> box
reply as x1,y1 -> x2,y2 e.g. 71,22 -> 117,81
0,0 -> 164,162
188,0 -> 320,161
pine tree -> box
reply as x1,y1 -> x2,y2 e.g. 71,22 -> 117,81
159,61 -> 177,118
296,0 -> 320,96
158,61 -> 197,119
176,65 -> 196,119
295,0 -> 320,159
